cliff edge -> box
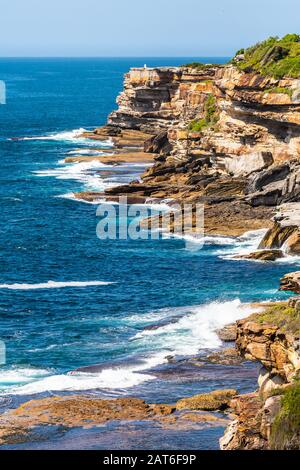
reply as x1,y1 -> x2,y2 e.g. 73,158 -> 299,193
82,34 -> 300,245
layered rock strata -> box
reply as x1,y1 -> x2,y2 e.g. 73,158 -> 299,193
80,63 -> 300,240
220,295 -> 300,450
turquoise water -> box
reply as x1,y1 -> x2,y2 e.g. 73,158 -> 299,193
0,58 -> 297,449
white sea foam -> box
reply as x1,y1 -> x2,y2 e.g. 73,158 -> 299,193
34,159 -> 108,177
6,353 -> 167,395
66,149 -> 111,156
172,229 -> 266,252
132,299 -> 260,356
2,299 -> 260,395
0,280 -> 113,290
217,229 -> 300,264
162,232 -> 238,251
0,367 -> 51,386
33,160 -> 120,191
275,254 -> 300,265
216,229 -> 268,259
55,193 -> 106,204
17,128 -> 113,147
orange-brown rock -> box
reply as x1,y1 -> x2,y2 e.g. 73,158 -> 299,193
236,249 -> 284,261
0,396 -> 175,445
176,389 -> 237,411
220,392 -> 270,450
235,316 -> 300,381
65,151 -> 155,164
280,271 -> 300,294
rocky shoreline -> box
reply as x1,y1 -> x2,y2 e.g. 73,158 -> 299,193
74,46 -> 300,449
1,37 -> 300,449
221,275 -> 300,450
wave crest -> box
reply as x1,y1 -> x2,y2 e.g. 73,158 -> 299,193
0,280 -> 114,290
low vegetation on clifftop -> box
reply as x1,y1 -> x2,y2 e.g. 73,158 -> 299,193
233,33 -> 300,78
184,34 -> 300,80
252,302 -> 300,335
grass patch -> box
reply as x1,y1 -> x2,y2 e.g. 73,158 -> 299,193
183,62 -> 207,69
188,118 -> 208,132
188,94 -> 219,132
264,87 -> 293,97
183,62 -> 223,70
253,303 -> 300,335
232,34 -> 300,79
270,381 -> 300,449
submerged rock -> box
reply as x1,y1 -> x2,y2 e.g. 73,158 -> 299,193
0,396 -> 175,445
206,348 -> 243,366
176,389 -> 237,411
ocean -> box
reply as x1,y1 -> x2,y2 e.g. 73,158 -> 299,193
0,57 -> 297,449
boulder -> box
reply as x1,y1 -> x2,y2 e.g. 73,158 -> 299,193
206,348 -> 243,366
237,249 -> 284,261
216,323 -> 237,341
260,395 -> 282,442
258,221 -> 297,249
258,367 -> 285,399
247,182 -> 283,207
176,389 -> 237,411
247,163 -> 290,193
284,229 -> 300,255
144,131 -> 171,156
280,271 -> 300,294
224,151 -> 273,177
219,392 -> 267,450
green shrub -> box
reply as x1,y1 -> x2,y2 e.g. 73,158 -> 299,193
188,118 -> 208,132
231,34 -> 300,79
183,62 -> 206,69
183,62 -> 223,70
188,94 -> 219,132
270,381 -> 300,449
253,303 -> 300,335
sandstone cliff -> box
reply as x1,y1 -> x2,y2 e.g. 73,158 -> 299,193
82,36 -> 300,450
220,294 -> 300,450
83,37 -> 300,242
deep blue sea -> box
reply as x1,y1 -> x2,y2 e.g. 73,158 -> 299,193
0,58 -> 297,449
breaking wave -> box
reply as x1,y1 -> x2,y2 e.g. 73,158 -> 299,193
13,128 -> 113,147
0,280 -> 114,290
2,299 -> 259,395
33,159 -> 120,191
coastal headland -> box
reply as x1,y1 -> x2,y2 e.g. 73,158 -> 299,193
1,35 -> 300,449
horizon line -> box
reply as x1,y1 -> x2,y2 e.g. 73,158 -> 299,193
0,55 -> 231,59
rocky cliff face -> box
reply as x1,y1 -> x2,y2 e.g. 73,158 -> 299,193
220,295 -> 300,450
108,64 -> 300,166
102,64 -> 300,213
100,55 -> 300,450
108,66 -> 218,134
94,62 -> 300,240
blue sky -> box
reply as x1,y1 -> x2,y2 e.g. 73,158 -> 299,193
1,0 -> 299,57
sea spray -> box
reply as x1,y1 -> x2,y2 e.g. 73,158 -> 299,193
2,300 -> 260,395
